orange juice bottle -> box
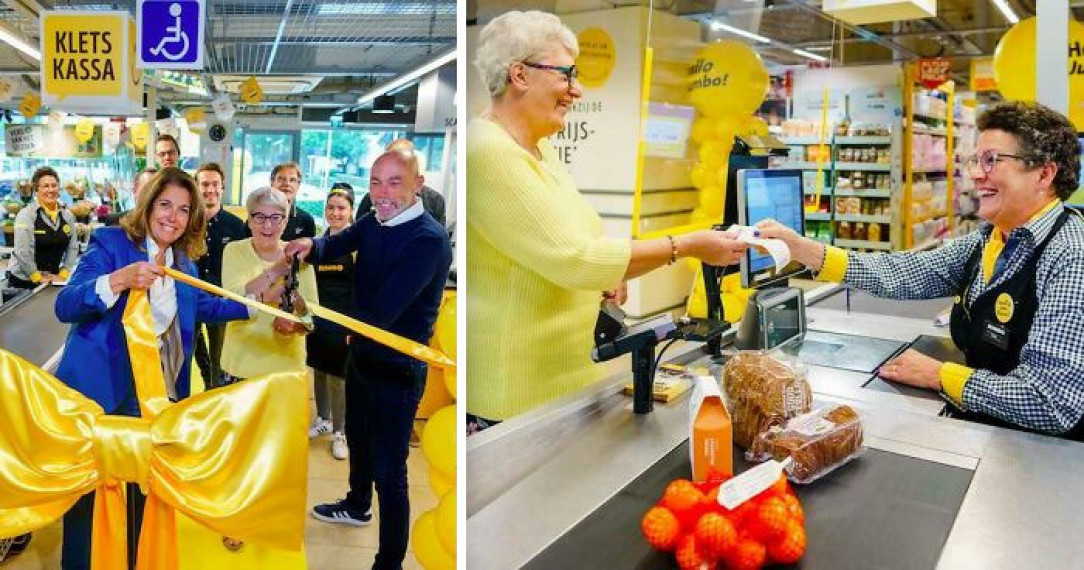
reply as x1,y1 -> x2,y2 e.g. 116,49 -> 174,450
690,378 -> 733,481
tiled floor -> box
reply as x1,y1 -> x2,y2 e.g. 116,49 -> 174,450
4,419 -> 435,570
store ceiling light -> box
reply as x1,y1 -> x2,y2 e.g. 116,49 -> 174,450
0,22 -> 40,61
990,0 -> 1019,24
792,48 -> 828,62
710,21 -> 772,44
357,50 -> 456,105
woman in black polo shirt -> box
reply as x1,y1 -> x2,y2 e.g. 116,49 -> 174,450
307,187 -> 356,459
9,167 -> 78,289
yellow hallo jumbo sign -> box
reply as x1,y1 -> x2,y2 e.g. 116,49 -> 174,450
40,11 -> 143,115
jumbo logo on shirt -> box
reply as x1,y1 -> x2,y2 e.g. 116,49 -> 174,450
62,224 -> 71,235
995,293 -> 1015,323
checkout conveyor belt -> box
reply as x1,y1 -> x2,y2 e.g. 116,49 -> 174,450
0,285 -> 66,366
524,442 -> 973,570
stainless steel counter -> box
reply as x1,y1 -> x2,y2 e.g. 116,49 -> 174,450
467,301 -> 1084,569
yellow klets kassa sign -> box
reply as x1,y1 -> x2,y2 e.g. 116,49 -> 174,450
40,11 -> 143,115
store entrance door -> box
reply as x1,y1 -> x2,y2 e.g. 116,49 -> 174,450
235,130 -> 299,205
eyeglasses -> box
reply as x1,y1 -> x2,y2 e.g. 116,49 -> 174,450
522,61 -> 578,84
963,149 -> 1032,175
250,213 -> 286,225
273,177 -> 301,186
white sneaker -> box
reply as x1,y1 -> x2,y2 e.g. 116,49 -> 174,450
331,432 -> 349,460
309,418 -> 332,439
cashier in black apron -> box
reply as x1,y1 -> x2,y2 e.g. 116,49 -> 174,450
757,101 -> 1084,440
9,167 -> 79,289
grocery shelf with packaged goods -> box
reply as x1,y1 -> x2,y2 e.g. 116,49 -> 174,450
779,118 -> 901,252
903,61 -> 956,250
952,98 -> 980,238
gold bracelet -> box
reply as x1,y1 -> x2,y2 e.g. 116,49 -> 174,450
667,235 -> 678,264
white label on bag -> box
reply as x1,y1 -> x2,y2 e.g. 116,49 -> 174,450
788,410 -> 837,438
718,458 -> 792,510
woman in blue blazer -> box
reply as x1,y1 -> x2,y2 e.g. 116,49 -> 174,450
53,167 -> 252,570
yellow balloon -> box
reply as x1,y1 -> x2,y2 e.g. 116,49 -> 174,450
421,404 -> 456,477
690,118 -> 712,145
436,295 -> 456,358
411,511 -> 454,570
715,165 -> 730,189
690,163 -> 711,189
444,365 -> 456,399
436,491 -> 456,555
994,17 -> 1084,129
712,118 -> 740,144
700,185 -> 724,216
688,40 -> 769,118
699,140 -> 727,170
430,468 -> 454,497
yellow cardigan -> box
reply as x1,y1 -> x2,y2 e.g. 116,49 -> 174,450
466,117 -> 631,420
219,238 -> 319,379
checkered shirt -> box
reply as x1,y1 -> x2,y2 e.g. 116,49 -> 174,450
842,203 -> 1084,434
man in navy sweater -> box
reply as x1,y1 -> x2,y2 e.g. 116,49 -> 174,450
286,149 -> 452,570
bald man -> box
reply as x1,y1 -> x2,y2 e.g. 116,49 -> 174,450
356,139 -> 446,226
284,150 -> 451,570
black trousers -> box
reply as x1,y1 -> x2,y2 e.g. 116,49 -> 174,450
343,356 -> 425,570
193,322 -> 227,389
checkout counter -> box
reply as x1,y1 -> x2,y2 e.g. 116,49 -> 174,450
0,247 -> 68,369
466,280 -> 1084,568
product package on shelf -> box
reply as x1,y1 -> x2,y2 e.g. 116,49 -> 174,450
722,352 -> 812,449
747,405 -> 864,484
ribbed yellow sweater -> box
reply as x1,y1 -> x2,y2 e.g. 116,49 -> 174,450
466,117 -> 631,420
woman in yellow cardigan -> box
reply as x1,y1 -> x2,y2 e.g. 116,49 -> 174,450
467,11 -> 749,427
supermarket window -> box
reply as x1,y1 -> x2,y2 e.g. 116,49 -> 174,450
297,128 -> 408,229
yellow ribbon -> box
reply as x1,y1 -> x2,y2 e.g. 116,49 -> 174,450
162,267 -> 456,370
0,289 -> 308,570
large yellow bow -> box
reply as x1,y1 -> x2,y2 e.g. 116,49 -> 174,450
0,290 -> 308,570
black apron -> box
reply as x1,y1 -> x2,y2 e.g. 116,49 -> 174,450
33,208 -> 70,274
948,210 -> 1084,440
305,247 -> 355,377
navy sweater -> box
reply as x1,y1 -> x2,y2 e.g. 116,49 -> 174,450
310,209 -> 452,373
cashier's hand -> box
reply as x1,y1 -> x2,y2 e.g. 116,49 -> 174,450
755,219 -> 828,270
683,230 -> 748,266
603,282 -> 628,305
878,349 -> 943,390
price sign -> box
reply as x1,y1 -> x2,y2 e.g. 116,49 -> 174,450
918,58 -> 951,90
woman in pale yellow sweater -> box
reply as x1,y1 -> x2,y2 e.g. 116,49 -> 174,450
467,11 -> 749,426
220,186 -> 318,382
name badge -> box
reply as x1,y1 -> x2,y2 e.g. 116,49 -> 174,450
981,319 -> 1010,350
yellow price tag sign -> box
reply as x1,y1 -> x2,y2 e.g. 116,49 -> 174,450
20,92 -> 40,118
183,107 -> 205,133
240,76 -> 262,105
75,119 -> 96,143
129,121 -> 149,151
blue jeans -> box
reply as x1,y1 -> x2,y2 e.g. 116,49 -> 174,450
62,398 -> 144,570
344,357 -> 425,570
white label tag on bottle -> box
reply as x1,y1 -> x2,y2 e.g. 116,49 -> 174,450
718,457 -> 793,510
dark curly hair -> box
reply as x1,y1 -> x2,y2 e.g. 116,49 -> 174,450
976,101 -> 1081,200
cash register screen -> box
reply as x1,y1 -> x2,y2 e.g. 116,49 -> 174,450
737,169 -> 806,288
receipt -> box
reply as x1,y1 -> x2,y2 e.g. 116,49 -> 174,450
727,225 -> 792,272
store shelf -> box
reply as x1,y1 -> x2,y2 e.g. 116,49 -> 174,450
787,161 -> 833,170
907,239 -> 943,252
912,112 -> 947,124
805,212 -> 832,221
833,188 -> 892,198
836,239 -> 892,251
835,162 -> 890,172
835,136 -> 892,145
836,214 -> 891,224
912,168 -> 947,174
782,137 -> 832,145
913,125 -> 948,137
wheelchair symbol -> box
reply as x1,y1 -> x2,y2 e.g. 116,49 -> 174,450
149,3 -> 190,61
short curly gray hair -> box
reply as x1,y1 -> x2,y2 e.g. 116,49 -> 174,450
245,185 -> 290,215
474,10 -> 579,99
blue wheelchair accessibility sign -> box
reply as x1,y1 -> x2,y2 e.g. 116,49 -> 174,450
138,0 -> 205,69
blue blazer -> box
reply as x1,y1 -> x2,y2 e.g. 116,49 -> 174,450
55,227 -> 250,414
